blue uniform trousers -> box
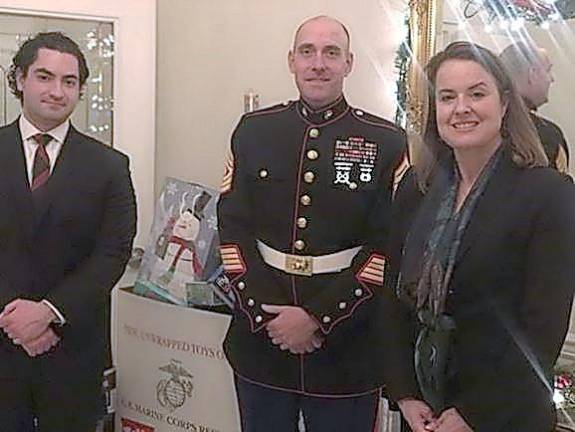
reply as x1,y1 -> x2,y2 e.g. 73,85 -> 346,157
235,375 -> 381,432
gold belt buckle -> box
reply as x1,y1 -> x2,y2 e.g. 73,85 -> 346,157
285,254 -> 313,276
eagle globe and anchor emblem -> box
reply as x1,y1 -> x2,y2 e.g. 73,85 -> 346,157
156,359 -> 194,412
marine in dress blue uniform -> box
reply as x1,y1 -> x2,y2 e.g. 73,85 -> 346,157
217,15 -> 408,432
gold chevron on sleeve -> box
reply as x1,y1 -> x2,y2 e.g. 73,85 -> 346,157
220,150 -> 235,193
393,152 -> 410,194
220,244 -> 246,273
357,254 -> 385,285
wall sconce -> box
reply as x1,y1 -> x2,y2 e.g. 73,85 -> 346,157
244,89 -> 260,113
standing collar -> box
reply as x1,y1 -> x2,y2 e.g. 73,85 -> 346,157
297,96 -> 348,124
19,114 -> 70,144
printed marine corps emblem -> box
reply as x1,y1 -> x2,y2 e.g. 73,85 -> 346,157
156,359 -> 194,412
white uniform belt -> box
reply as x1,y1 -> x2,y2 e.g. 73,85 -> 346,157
257,240 -> 361,276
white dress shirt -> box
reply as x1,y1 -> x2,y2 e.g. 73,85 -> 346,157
19,114 -> 69,184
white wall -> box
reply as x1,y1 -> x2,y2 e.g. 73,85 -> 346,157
0,0 -> 156,248
156,0 -> 409,193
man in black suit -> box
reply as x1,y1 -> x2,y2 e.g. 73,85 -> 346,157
0,32 -> 136,431
500,42 -> 570,173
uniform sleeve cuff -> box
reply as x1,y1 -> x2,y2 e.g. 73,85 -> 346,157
41,299 -> 66,325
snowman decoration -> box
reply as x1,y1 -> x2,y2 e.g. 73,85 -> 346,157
159,192 -> 203,282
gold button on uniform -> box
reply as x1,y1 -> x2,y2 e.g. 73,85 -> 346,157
303,171 -> 315,183
300,195 -> 311,206
247,298 -> 255,307
294,240 -> 305,250
322,316 -> 331,324
297,217 -> 308,229
307,150 -> 319,160
255,316 -> 263,323
309,128 -> 319,138
259,169 -> 268,178
237,281 -> 246,290
354,288 -> 363,297
324,110 -> 333,120
339,302 -> 347,310
349,182 -> 357,190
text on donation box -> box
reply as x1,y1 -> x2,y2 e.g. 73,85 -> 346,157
116,289 -> 240,431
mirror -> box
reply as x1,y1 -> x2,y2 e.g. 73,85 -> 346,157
0,12 -> 114,145
439,0 -> 574,175
405,0 -> 575,169
405,0 -> 575,423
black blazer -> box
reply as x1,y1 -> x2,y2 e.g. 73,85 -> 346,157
0,119 -> 136,383
382,153 -> 575,431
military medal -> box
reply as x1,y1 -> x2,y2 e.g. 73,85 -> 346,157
333,137 -> 378,188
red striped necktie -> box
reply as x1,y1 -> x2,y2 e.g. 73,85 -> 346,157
31,133 -> 53,191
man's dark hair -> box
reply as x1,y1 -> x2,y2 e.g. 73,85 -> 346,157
7,31 -> 89,101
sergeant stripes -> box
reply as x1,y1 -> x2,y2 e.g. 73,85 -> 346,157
357,254 -> 385,286
392,152 -> 410,194
220,150 -> 235,193
220,244 -> 246,273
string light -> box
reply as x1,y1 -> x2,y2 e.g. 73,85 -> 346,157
84,25 -> 114,140
462,0 -> 574,27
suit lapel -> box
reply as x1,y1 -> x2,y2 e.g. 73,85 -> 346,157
0,120 -> 36,245
455,155 -> 519,265
32,125 -> 81,229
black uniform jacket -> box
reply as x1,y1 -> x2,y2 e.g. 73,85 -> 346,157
381,152 -> 575,431
218,97 -> 407,396
0,120 -> 136,385
531,111 -> 570,173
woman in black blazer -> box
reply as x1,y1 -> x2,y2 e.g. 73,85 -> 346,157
382,41 -> 575,432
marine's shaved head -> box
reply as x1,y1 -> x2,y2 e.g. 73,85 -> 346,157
293,15 -> 350,53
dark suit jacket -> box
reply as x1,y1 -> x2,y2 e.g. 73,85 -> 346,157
0,119 -> 136,384
531,112 -> 570,173
381,153 -> 575,431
